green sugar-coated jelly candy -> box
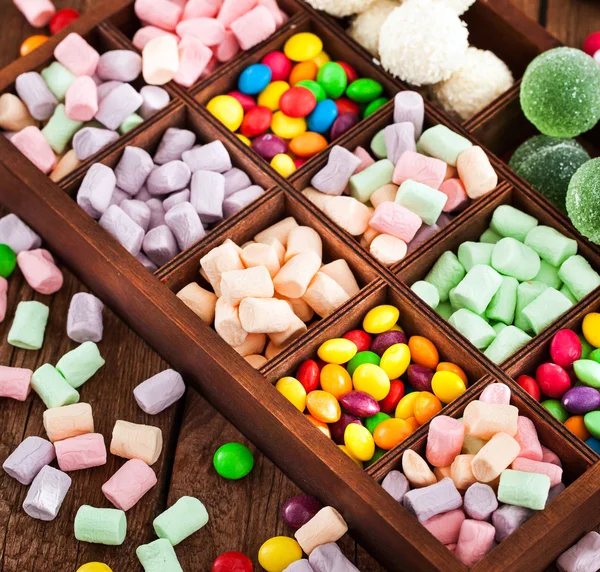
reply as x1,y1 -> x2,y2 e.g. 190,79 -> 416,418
0,244 -> 16,278
365,447 -> 385,467
365,413 -> 391,434
213,442 -> 254,480
520,47 -> 600,138
567,158 -> 600,245
541,399 -> 569,422
347,351 -> 380,377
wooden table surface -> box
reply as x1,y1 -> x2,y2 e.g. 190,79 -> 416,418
0,1 -> 599,571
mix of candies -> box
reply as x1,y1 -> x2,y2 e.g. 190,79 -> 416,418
303,90 -> 497,265
516,312 -> 600,455
276,304 -> 469,468
412,204 -> 600,363
206,31 -> 387,177
177,217 -> 361,365
381,383 -> 567,566
0,32 -> 170,180
131,0 -> 287,87
75,129 -> 265,270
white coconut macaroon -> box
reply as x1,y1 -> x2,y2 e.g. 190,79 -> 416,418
379,0 -> 469,86
433,0 -> 475,16
431,47 -> 514,120
304,0 -> 377,17
348,0 -> 403,56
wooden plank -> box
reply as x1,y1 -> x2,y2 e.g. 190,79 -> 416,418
546,0 -> 600,47
509,0 -> 542,23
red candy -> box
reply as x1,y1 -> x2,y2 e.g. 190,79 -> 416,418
261,51 -> 293,82
240,106 -> 272,138
296,360 -> 320,393
212,551 -> 253,572
516,374 -> 541,401
228,91 -> 256,113
378,380 -> 405,414
50,9 -> 80,35
294,158 -> 307,169
583,32 -> 600,56
343,329 -> 372,352
335,98 -> 360,116
550,329 -> 582,369
336,61 -> 358,83
536,363 -> 571,399
279,87 -> 317,118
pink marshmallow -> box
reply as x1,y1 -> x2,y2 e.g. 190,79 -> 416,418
353,146 -> 376,174
17,249 -> 64,295
132,26 -> 179,51
13,0 -> 55,28
514,416 -> 543,461
369,201 -> 422,243
55,433 -> 107,471
455,520 -> 496,567
200,57 -> 219,79
176,18 -> 226,46
217,0 -> 257,27
54,33 -> 100,77
0,365 -> 32,401
214,30 -> 240,63
65,76 -> 98,122
511,458 -> 563,487
0,277 -> 7,322
479,383 -> 511,405
258,0 -> 285,26
541,445 -> 562,467
446,543 -> 456,553
392,151 -> 446,190
423,509 -> 466,546
439,178 -> 469,213
174,36 -> 213,87
182,0 -> 221,20
426,416 -> 465,468
230,6 -> 276,51
134,0 -> 183,32
11,126 -> 56,174
102,459 -> 157,511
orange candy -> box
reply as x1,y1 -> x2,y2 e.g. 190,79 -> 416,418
289,61 -> 318,85
305,414 -> 331,439
414,391 -> 443,425
404,416 -> 420,434
565,415 -> 591,441
373,418 -> 413,450
289,132 -> 328,158
436,362 -> 468,384
320,364 -> 352,399
408,336 -> 440,370
306,390 -> 341,423
20,35 -> 49,57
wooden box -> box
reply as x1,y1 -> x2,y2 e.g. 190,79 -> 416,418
0,1 -> 599,570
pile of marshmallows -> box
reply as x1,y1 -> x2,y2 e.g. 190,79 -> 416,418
76,129 -> 264,270
133,0 -> 287,87
176,217 -> 361,367
304,91 -> 498,265
382,383 -> 567,567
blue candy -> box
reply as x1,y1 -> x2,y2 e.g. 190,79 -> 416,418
238,64 -> 272,95
307,99 -> 338,134
585,436 -> 600,454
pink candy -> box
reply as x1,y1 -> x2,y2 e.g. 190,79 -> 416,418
11,126 -> 56,174
423,509 -> 465,546
369,201 -> 422,243
133,26 -> 178,51
511,458 -> 563,487
183,0 -> 222,20
176,18 -> 226,46
65,76 -> 98,122
393,151 -> 446,190
54,33 -> 100,77
135,0 -> 183,32
455,520 -> 496,566
13,0 -> 55,28
55,433 -> 107,471
102,458 -> 157,511
514,416 -> 543,461
426,416 -> 465,468
0,277 -> 7,323
175,36 -> 213,87
230,6 -> 276,51
217,0 -> 256,27
17,249 -> 64,295
479,382 -> 511,405
439,179 -> 469,213
0,365 -> 32,401
214,30 -> 240,63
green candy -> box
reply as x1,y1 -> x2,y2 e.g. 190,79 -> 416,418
363,97 -> 389,118
0,244 -> 16,278
522,287 -> 572,335
490,205 -> 538,242
479,228 -> 502,244
514,281 -> 547,333
346,78 -> 384,103
317,62 -> 347,99
492,322 -> 508,335
436,302 -> 453,320
541,399 -> 568,422
74,505 -> 126,545
559,284 -> 577,304
365,447 -> 385,467
532,260 -> 562,290
584,410 -> 600,439
347,351 -> 380,377
153,496 -> 208,546
579,334 -> 594,359
483,325 -> 531,364
486,276 -> 518,325
498,469 -> 550,510
349,159 -> 393,203
213,442 -> 254,480
424,251 -> 466,303
395,180 -> 447,226
417,125 -> 472,166
8,300 -> 49,350
31,364 -> 80,409
566,158 -> 600,245
411,281 -> 439,310
365,413 -> 391,434
558,255 -> 600,301
296,80 -> 326,102
573,359 -> 600,388
56,341 -> 105,388
41,62 -> 76,101
137,539 -> 183,572
589,349 -> 600,364
370,128 -> 387,159
41,104 -> 83,155
119,113 -> 143,135
448,309 -> 496,350
524,225 -> 578,268
457,242 -> 494,272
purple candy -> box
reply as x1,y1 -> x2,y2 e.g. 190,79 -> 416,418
3,436 -> 55,485
329,112 -> 359,141
281,494 -> 323,529
381,470 -> 410,503
133,368 -> 185,415
403,477 -> 462,523
329,414 -> 362,445
252,134 -> 287,160
561,386 -> 600,415
339,391 -> 380,418
370,331 -> 408,356
463,483 -> 498,521
407,364 -> 434,392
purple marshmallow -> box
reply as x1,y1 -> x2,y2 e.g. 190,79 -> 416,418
182,140 -> 232,173
403,477 -> 462,523
154,128 -> 196,165
77,163 -> 116,219
139,86 -> 170,119
142,225 -> 179,268
384,122 -> 416,164
67,292 -> 104,343
557,531 -> 600,572
133,369 -> 186,415
164,201 -> 205,251
146,160 -> 191,196
394,91 -> 424,139
223,168 -> 252,198
99,205 -> 145,255
0,214 -> 41,254
190,170 -> 225,224
163,189 -> 191,211
146,198 -> 166,230
96,50 -> 142,82
115,147 -> 154,195
309,543 -> 359,572
72,127 -> 119,160
23,465 -> 71,521
311,145 -> 361,197
15,71 -> 58,121
223,185 -> 264,218
381,470 -> 410,503
464,483 -> 498,521
3,436 -> 56,485
491,504 -> 534,542
121,199 -> 152,232
95,83 -> 143,131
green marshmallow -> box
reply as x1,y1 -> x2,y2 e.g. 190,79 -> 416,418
558,255 -> 600,301
137,539 -> 184,572
560,284 -> 577,304
411,280 -> 439,309
349,159 -> 394,203
31,364 -> 80,408
41,62 -> 76,101
370,128 -> 387,159
56,341 -> 105,388
492,322 -> 508,335
490,205 -> 538,242
486,276 -> 518,324
449,309 -> 497,349
484,325 -> 532,364
153,496 -> 208,546
492,237 -> 541,281
437,301 -> 453,320
514,281 -> 547,332
524,225 -> 578,267
451,264 -> 503,315
458,242 -> 494,272
395,180 -> 447,226
479,228 -> 502,244
498,469 -> 550,510
424,251 -> 465,303
119,113 -> 144,135
416,125 -> 472,166
8,301 -> 49,350
533,260 -> 562,289
75,505 -> 126,545
41,104 -> 83,154
573,360 -> 600,388
522,287 -> 573,335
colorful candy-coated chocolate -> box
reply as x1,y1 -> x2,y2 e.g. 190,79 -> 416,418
344,423 -> 375,461
76,564 -> 112,572
305,414 -> 331,438
436,362 -> 468,384
252,134 -> 287,160
561,386 -> 600,415
258,536 -> 302,572
279,87 -> 317,118
365,412 -> 391,434
583,32 -> 600,56
228,91 -> 256,112
407,364 -> 434,392
240,106 -> 272,138
584,410 -> 600,439
371,331 -> 408,356
346,351 -> 380,377
364,97 -> 389,118
516,375 -> 541,401
20,35 -> 49,57
276,377 -> 307,412
329,112 -> 359,140
352,363 -> 390,401
564,415 -> 591,440
212,552 -> 253,572
207,95 -> 244,131
550,329 -> 582,368
343,329 -> 372,352
335,98 -> 360,116
380,343 -> 410,380
317,63 -> 347,99
257,81 -> 290,111
583,313 -> 600,348
339,444 -> 363,467
362,305 -> 399,334
238,63 -> 272,95
312,50 -> 330,68
270,154 -> 296,177
213,442 -> 254,480
0,244 -> 17,278
271,111 -> 307,139
396,392 -> 419,420
431,371 -> 466,404
289,132 -> 328,157
536,363 -> 571,398
296,80 -> 326,102
307,99 -> 338,133
374,418 -> 413,450
306,390 -> 341,423
317,338 -> 357,364
414,392 -> 443,425
408,336 -> 440,370
346,79 -> 383,103
281,495 -> 323,529
262,51 -> 292,82
378,380 -> 405,414
50,9 -> 80,35
541,399 -> 569,422
284,33 -> 323,62
296,360 -> 320,393
290,62 -> 318,85
329,414 -> 362,445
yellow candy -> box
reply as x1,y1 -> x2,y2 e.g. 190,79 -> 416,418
395,392 -> 419,419
271,111 -> 307,139
258,80 -> 290,111
312,50 -> 331,68
389,324 -> 403,332
284,33 -> 324,62
344,423 -> 375,461
258,536 -> 303,572
77,565 -> 112,572
306,390 -> 341,423
339,444 -> 363,468
317,338 -> 357,364
363,305 -> 400,334
271,153 -> 296,177
431,371 -> 466,404
320,364 -> 352,399
207,95 -> 244,131
353,363 -> 390,401
276,376 -> 307,412
583,313 -> 600,348
20,35 -> 49,57
380,343 -> 410,380
237,134 -> 251,146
